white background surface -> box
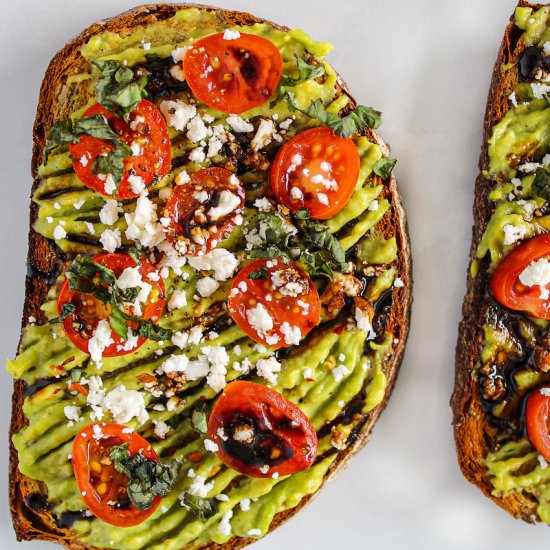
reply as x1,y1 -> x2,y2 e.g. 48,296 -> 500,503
0,0 -> 546,548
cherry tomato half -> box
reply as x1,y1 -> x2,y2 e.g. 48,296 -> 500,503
57,252 -> 166,357
72,423 -> 160,527
227,258 -> 321,350
207,381 -> 318,478
163,167 -> 244,256
182,32 -> 283,114
270,126 -> 360,220
526,385 -> 550,461
69,100 -> 171,199
491,234 -> 550,319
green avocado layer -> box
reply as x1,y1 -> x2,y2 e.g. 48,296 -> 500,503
7,7 -> 400,549
476,5 -> 550,520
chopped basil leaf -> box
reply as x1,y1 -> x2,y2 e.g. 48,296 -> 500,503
128,244 -> 143,264
305,99 -> 382,137
44,115 -> 119,161
249,210 -> 349,278
181,493 -> 219,522
91,140 -> 132,185
248,266 -> 268,280
296,56 -> 325,81
110,443 -> 180,511
93,60 -> 148,114
373,157 -> 397,179
299,217 -> 350,273
191,403 -> 208,434
532,166 -> 550,201
65,256 -> 171,343
59,302 -> 76,321
70,369 -> 83,383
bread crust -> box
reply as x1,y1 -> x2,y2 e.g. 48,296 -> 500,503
452,0 -> 544,523
9,4 -> 412,548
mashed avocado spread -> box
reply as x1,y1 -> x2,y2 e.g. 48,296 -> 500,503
476,5 -> 550,522
6,8 -> 402,548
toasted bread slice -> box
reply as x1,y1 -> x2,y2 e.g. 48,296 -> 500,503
9,4 -> 411,548
452,0 -> 549,523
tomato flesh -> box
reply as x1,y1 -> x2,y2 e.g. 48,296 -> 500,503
227,258 -> 321,350
491,234 -> 550,319
182,32 -> 283,114
57,253 -> 165,357
207,381 -> 318,477
163,167 -> 244,256
526,386 -> 550,461
69,100 -> 171,199
72,423 -> 160,527
270,126 -> 361,220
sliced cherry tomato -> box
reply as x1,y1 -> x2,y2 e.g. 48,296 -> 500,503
163,167 -> 244,256
73,423 -> 160,527
69,100 -> 171,199
182,32 -> 283,114
526,385 -> 550,461
270,126 -> 361,220
227,258 -> 321,349
207,380 -> 318,478
57,252 -> 166,357
491,234 -> 550,319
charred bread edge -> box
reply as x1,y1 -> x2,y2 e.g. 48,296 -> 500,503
452,0 -> 544,523
9,4 -> 412,548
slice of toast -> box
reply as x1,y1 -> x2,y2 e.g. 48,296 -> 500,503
452,0 -> 549,523
9,4 -> 412,548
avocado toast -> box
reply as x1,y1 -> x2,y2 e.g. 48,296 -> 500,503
453,1 -> 550,524
7,4 -> 411,548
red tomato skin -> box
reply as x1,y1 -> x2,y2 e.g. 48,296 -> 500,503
69,100 -> 171,199
491,234 -> 550,320
207,381 -> 318,478
227,259 -> 321,350
182,33 -> 283,114
270,126 -> 361,220
164,167 -> 244,256
57,253 -> 165,357
526,386 -> 550,461
72,423 -> 160,527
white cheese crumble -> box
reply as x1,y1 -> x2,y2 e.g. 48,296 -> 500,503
247,303 -> 274,332
153,420 -> 170,439
223,29 -> 241,40
99,228 -> 121,253
251,119 -> 275,151
88,320 -> 114,367
204,438 -> 219,452
519,257 -> 550,299
256,356 -> 281,385
187,248 -> 238,281
103,385 -> 149,424
99,200 -> 121,226
332,364 -> 351,382
53,224 -> 67,240
160,100 -> 197,131
248,528 -> 262,536
168,289 -> 188,310
226,114 -> 254,133
187,475 -> 214,498
186,115 -> 209,143
368,199 -> 379,212
280,322 -> 301,346
74,199 -> 85,210
239,498 -> 251,511
531,82 -> 550,100
394,277 -> 404,288
218,511 -> 233,537
64,406 -> 83,424
208,190 -> 241,221
128,174 -> 146,195
197,276 -> 220,297
189,147 -> 206,163
318,192 -> 329,206
503,224 -> 527,246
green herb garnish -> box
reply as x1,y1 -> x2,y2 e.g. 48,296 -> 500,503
532,166 -> 550,201
110,443 -> 180,511
373,157 -> 397,179
304,99 -> 382,137
93,60 -> 148,114
65,256 -> 172,342
181,493 -> 219,522
44,115 -> 119,161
